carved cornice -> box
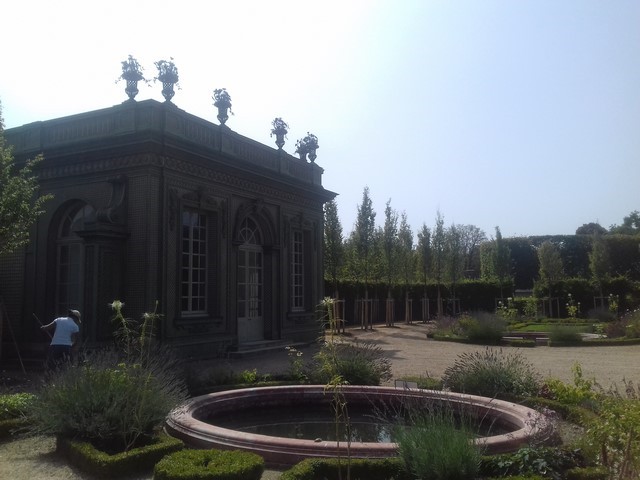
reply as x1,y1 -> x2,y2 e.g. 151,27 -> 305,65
38,153 -> 161,180
167,156 -> 322,209
37,151 -> 327,209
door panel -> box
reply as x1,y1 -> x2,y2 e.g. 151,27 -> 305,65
238,247 -> 263,342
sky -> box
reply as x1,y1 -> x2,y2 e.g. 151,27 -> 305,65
2,0 -> 639,240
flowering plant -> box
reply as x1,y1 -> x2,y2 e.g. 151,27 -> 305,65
117,55 -> 146,83
295,132 -> 319,155
270,117 -> 289,137
213,88 -> 232,107
154,58 -> 179,84
565,293 -> 580,321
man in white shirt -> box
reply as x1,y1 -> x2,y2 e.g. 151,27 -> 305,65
41,309 -> 81,369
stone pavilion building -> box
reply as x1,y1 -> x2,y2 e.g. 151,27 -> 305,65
1,99 -> 335,359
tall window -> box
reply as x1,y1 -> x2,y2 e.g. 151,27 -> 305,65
237,218 -> 263,320
181,209 -> 207,314
291,229 -> 304,311
56,204 -> 93,315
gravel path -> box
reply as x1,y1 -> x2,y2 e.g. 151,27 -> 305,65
349,323 -> 640,389
2,323 -> 639,479
230,323 -> 640,390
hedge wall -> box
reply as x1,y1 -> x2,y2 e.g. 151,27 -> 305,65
324,277 -> 640,323
506,234 -> 640,289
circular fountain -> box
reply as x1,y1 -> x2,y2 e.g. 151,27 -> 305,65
166,385 -> 554,468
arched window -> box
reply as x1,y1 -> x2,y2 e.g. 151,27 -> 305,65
238,217 -> 261,245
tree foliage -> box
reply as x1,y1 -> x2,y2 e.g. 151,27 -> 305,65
416,223 -> 431,287
431,211 -> 446,317
323,198 -> 344,294
480,227 -> 512,298
589,232 -> 610,297
380,198 -> 398,288
397,212 -> 414,287
458,224 -> 486,278
609,210 -> 640,235
347,186 -> 376,288
0,102 -> 52,255
576,222 -> 607,235
537,240 -> 565,290
445,223 -> 464,295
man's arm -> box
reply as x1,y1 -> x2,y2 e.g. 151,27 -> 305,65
41,320 -> 56,333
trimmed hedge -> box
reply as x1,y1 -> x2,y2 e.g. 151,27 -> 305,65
279,457 -> 411,480
0,392 -> 35,440
488,476 -> 545,480
565,466 -> 609,479
0,418 -> 26,440
501,338 -> 536,348
521,397 -> 598,426
56,432 -> 184,478
581,337 -> 640,346
153,449 -> 264,480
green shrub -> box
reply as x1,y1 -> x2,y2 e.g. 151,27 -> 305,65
580,336 -> 640,346
465,312 -> 506,344
153,449 -> 264,480
28,301 -> 188,453
502,338 -> 537,348
185,364 -> 278,395
0,392 -> 36,437
310,339 -> 392,386
442,347 -> 541,398
280,457 -> 411,480
434,315 -> 462,336
480,446 -> 583,479
57,432 -> 183,478
397,374 -> 443,390
395,407 -> 482,480
564,465 -> 609,479
587,307 -> 616,323
548,326 -> 583,345
522,397 -> 598,426
494,476 -> 546,480
0,393 -> 36,420
0,418 -> 27,439
586,380 -> 640,479
622,308 -> 640,338
541,363 -> 598,408
28,348 -> 187,452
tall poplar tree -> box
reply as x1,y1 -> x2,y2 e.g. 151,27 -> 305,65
397,212 -> 415,322
445,223 -> 464,305
323,198 -> 344,297
416,224 -> 431,288
431,211 -> 446,318
349,186 -> 376,292
381,199 -> 398,292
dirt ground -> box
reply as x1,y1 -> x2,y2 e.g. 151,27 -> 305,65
2,322 -> 639,479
